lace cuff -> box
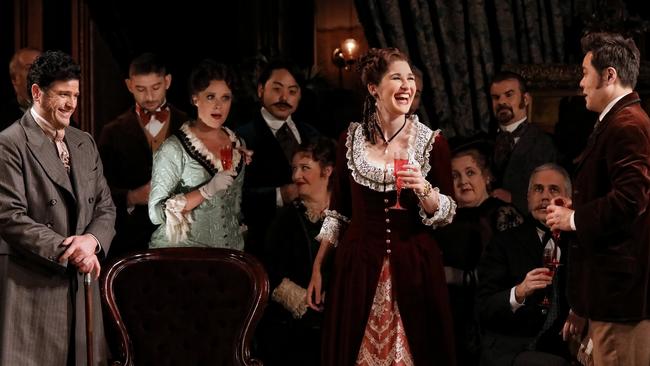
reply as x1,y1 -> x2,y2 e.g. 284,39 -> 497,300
418,188 -> 456,228
315,210 -> 349,247
163,194 -> 193,244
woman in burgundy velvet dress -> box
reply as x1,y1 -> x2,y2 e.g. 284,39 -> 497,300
307,48 -> 457,366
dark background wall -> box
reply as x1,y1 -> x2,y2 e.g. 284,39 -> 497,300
2,0 -> 650,140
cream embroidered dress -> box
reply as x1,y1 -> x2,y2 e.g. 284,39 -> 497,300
148,123 -> 245,249
317,116 -> 457,366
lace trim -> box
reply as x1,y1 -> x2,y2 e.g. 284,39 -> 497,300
163,194 -> 194,244
418,188 -> 456,228
315,210 -> 350,247
345,119 -> 439,192
177,123 -> 243,175
355,258 -> 414,366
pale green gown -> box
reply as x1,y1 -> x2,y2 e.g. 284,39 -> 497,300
148,122 -> 245,249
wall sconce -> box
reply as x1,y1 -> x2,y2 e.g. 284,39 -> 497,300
340,38 -> 359,69
332,38 -> 359,87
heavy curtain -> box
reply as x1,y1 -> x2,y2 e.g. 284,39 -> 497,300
354,0 -> 596,137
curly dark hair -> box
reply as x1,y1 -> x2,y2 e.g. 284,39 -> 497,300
581,32 -> 640,89
357,48 -> 410,144
188,59 -> 234,97
26,50 -> 80,97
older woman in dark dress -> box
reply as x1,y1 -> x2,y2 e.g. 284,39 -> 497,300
436,141 -> 523,365
257,137 -> 336,365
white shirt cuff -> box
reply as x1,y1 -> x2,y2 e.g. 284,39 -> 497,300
570,211 -> 576,231
509,286 -> 525,312
276,187 -> 284,207
88,233 -> 102,254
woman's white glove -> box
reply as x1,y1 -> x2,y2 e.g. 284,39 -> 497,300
198,170 -> 236,199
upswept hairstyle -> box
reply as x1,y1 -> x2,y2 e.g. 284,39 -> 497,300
357,47 -> 410,144
581,32 -> 640,89
129,52 -> 168,77
188,59 -> 234,97
27,50 -> 80,96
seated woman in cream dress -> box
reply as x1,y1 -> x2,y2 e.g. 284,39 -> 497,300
148,59 -> 249,249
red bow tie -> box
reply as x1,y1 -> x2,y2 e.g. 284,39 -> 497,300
138,106 -> 169,125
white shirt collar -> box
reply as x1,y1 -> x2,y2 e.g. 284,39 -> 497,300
499,116 -> 527,133
598,92 -> 631,122
260,107 -> 294,131
30,107 -> 64,141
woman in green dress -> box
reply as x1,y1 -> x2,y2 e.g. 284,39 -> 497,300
148,59 -> 249,249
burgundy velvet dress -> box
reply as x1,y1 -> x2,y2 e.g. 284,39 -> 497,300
319,120 -> 457,366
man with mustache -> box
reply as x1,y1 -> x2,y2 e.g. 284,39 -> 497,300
237,60 -> 319,258
547,32 -> 650,365
478,163 -> 576,366
490,71 -> 557,214
98,53 -> 188,260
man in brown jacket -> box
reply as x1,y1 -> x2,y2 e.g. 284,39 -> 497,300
0,50 -> 116,365
547,32 -> 650,365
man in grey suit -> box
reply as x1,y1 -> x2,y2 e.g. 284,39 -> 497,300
0,50 -> 116,365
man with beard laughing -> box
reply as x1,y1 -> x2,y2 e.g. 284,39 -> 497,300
236,60 -> 319,258
489,71 -> 557,215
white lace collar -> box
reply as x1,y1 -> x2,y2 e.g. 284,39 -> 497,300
180,123 -> 242,171
345,117 -> 439,192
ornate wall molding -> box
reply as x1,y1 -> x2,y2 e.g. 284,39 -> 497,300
503,62 -> 650,92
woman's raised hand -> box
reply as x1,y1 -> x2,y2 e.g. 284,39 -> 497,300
398,163 -> 427,195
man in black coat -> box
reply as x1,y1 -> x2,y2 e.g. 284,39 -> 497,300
478,163 -> 578,366
489,71 -> 557,214
236,60 -> 319,258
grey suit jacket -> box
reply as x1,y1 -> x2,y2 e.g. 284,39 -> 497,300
0,112 -> 116,365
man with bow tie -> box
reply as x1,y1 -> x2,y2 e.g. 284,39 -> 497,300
489,71 -> 557,214
478,164 -> 577,366
98,53 -> 188,260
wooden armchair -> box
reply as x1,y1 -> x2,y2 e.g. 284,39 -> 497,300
100,248 -> 268,366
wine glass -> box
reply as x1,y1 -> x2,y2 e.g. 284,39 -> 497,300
540,244 -> 560,312
390,151 -> 409,210
220,144 -> 233,171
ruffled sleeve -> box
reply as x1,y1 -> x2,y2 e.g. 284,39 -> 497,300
149,136 -> 188,231
315,210 -> 350,247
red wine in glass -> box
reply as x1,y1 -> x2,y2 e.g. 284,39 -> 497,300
220,145 -> 233,170
390,151 -> 408,210
541,245 -> 560,311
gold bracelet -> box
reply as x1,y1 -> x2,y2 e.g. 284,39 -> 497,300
415,181 -> 433,199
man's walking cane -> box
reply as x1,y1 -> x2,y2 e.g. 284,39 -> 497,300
84,273 -> 94,366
